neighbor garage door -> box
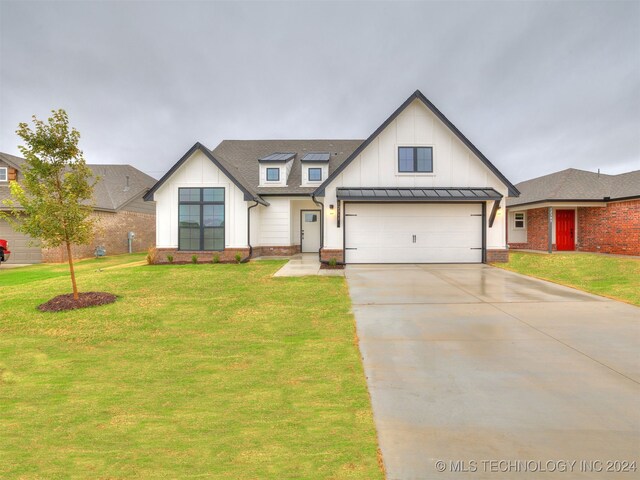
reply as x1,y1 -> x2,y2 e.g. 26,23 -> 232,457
344,203 -> 483,263
0,217 -> 42,264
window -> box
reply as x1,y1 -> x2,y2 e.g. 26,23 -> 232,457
266,168 -> 280,182
304,213 -> 318,222
398,147 -> 433,173
179,188 -> 224,251
0,167 -> 7,182
514,212 -> 525,229
308,168 -> 322,182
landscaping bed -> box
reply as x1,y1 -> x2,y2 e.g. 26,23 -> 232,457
37,291 -> 117,312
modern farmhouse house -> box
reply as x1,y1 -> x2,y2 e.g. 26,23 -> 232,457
145,90 -> 519,264
507,168 -> 640,255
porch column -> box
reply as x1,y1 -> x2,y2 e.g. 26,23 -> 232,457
548,207 -> 553,253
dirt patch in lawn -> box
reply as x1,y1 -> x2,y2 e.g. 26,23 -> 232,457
38,292 -> 117,312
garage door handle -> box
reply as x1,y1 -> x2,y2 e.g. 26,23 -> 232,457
345,247 -> 358,250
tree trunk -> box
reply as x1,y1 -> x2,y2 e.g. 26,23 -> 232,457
66,241 -> 79,300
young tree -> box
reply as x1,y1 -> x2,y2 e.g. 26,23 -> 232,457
1,110 -> 97,300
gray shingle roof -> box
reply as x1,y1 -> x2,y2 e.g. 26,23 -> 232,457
507,168 -> 640,207
0,152 -> 156,211
211,140 -> 364,195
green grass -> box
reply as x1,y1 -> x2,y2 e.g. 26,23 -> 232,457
0,254 -> 382,479
493,252 -> 640,305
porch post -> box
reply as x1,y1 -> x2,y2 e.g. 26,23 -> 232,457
548,207 -> 553,253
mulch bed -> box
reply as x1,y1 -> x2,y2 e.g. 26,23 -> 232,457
320,263 -> 344,270
38,292 -> 118,312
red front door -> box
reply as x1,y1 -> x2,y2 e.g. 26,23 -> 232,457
556,210 -> 575,251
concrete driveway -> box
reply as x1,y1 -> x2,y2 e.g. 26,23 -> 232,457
347,264 -> 640,480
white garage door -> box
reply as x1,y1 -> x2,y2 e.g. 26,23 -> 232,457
344,203 -> 483,263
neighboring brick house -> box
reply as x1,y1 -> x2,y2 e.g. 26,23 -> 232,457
506,168 -> 640,256
0,152 -> 156,263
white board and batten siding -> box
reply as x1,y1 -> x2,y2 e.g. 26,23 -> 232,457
322,99 -> 509,252
154,150 -> 248,249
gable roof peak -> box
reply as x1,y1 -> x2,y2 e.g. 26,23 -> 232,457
313,89 -> 520,197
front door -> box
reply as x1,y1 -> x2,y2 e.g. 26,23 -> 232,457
301,210 -> 321,253
556,210 -> 575,251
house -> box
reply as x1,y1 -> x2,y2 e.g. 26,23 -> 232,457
507,168 -> 640,255
0,152 -> 157,263
144,90 -> 519,264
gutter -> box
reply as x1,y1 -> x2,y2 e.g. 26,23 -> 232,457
247,200 -> 260,258
311,194 -> 324,261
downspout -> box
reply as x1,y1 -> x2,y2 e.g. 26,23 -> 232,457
311,194 -> 324,261
246,200 -> 259,260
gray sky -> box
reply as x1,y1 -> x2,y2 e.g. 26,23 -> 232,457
1,1 -> 639,184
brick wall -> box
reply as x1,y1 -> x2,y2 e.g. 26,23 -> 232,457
486,249 -> 509,263
507,207 -> 551,251
252,245 -> 301,257
42,210 -> 156,262
320,248 -> 344,263
577,200 -> 640,255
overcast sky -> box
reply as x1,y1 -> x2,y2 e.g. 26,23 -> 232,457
1,1 -> 638,183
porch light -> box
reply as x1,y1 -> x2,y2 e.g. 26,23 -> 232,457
329,204 -> 335,215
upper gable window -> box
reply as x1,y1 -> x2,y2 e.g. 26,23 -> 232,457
398,147 -> 433,173
266,167 -> 280,182
0,167 -> 7,182
308,167 -> 322,182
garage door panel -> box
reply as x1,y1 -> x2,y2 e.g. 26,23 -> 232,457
345,203 -> 482,264
0,218 -> 42,264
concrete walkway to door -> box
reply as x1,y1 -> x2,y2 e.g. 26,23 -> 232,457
271,253 -> 344,277
347,264 -> 640,480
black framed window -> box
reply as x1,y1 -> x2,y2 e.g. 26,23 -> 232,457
179,188 -> 224,251
398,147 -> 433,173
266,167 -> 280,181
308,167 -> 322,182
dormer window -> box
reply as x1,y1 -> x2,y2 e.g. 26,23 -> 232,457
308,168 -> 322,182
0,167 -> 7,182
266,167 -> 280,182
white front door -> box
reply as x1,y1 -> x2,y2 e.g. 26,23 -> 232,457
344,203 -> 483,263
301,210 -> 321,253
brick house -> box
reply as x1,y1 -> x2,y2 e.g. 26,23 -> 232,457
0,152 -> 156,263
145,90 -> 519,264
506,168 -> 640,256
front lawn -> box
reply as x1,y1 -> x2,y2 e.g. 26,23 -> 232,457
493,252 -> 640,305
0,255 -> 382,479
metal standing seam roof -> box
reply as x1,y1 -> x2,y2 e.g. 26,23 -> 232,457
301,152 -> 331,162
336,187 -> 503,201
258,152 -> 296,162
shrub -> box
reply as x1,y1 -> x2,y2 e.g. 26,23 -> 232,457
328,258 -> 337,267
235,253 -> 242,264
191,254 -> 198,264
212,254 -> 220,264
167,254 -> 174,264
146,247 -> 158,265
